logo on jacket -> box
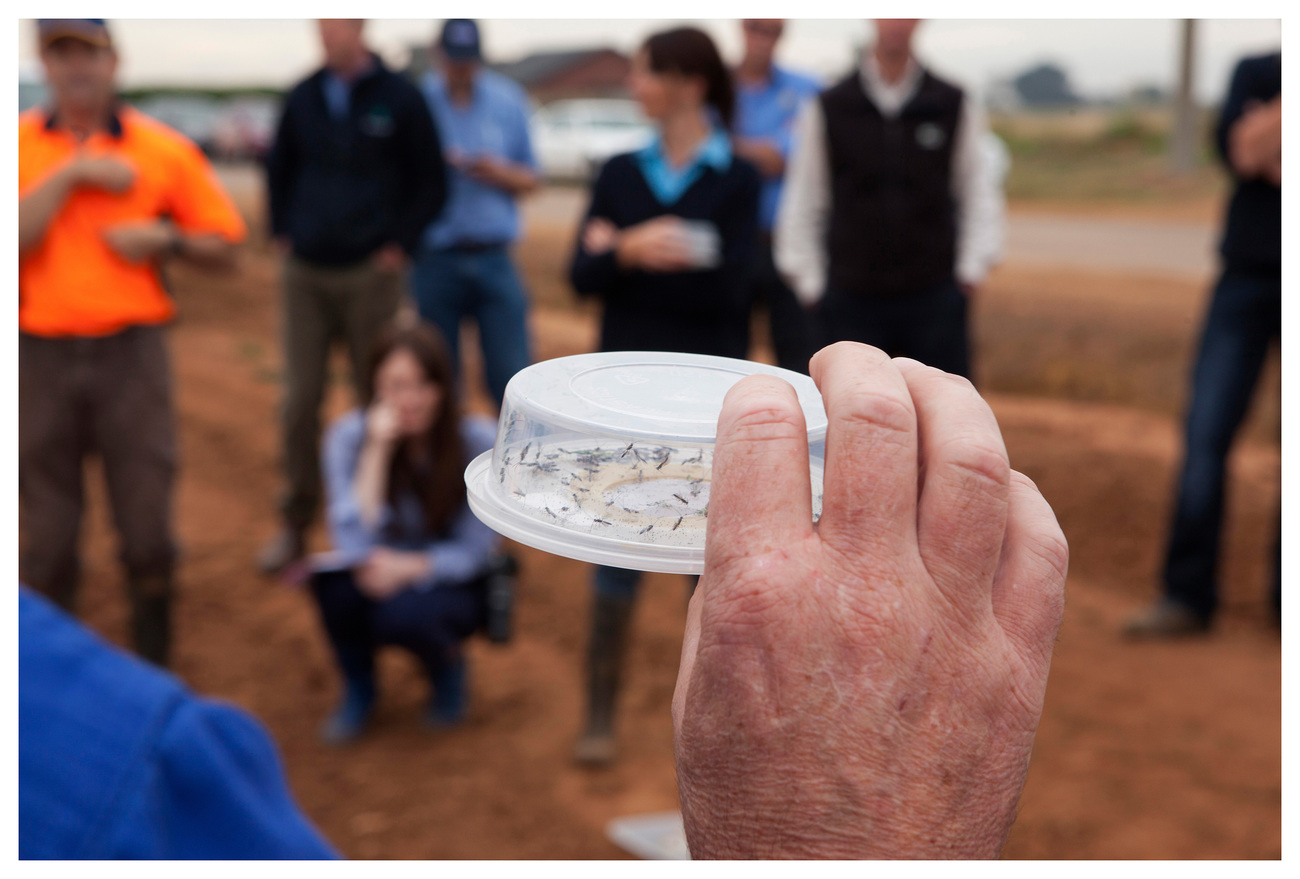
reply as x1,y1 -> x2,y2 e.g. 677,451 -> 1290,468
915,122 -> 946,150
361,106 -> 396,138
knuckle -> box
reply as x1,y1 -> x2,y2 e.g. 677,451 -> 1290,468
838,390 -> 915,439
939,439 -> 1011,491
1025,524 -> 1070,587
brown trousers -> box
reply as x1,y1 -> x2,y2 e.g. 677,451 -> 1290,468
19,325 -> 177,612
279,256 -> 405,528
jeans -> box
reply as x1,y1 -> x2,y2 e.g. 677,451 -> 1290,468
310,569 -> 486,685
410,245 -> 532,407
817,279 -> 971,379
593,565 -> 699,601
1163,269 -> 1281,620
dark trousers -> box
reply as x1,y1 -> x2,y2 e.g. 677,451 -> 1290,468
409,245 -> 532,408
1163,269 -> 1281,620
280,257 -> 405,529
310,569 -> 486,684
19,326 -> 177,610
817,280 -> 972,379
744,234 -> 816,375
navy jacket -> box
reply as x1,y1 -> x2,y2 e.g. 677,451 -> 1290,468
267,55 -> 447,267
19,589 -> 337,859
569,152 -> 760,358
1215,51 -> 1281,276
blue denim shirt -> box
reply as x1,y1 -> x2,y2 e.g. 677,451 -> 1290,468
634,127 -> 733,207
734,65 -> 822,231
322,411 -> 499,589
419,69 -> 537,249
19,588 -> 338,859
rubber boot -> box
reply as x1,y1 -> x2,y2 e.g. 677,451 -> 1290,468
426,655 -> 469,729
573,593 -> 635,766
129,573 -> 173,668
319,675 -> 376,745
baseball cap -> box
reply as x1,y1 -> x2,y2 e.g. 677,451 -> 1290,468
440,19 -> 481,61
38,19 -> 112,49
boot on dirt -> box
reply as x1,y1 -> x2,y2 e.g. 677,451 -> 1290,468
426,656 -> 469,729
129,573 -> 174,667
319,676 -> 376,745
573,593 -> 635,766
257,526 -> 305,576
1122,598 -> 1211,639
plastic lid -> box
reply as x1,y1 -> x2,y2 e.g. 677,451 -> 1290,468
465,352 -> 827,574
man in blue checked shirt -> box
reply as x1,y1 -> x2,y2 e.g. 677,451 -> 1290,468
731,19 -> 822,374
413,19 -> 539,408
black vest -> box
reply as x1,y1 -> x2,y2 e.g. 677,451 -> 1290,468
820,68 -> 963,298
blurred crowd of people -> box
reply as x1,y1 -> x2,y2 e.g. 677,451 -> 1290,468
17,16 -> 1279,860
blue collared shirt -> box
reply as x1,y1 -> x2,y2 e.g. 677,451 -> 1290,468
734,65 -> 822,230
322,410 -> 499,589
419,69 -> 537,249
19,588 -> 338,859
634,127 -> 733,207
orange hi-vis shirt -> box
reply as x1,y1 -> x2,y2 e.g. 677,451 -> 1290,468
18,106 -> 247,338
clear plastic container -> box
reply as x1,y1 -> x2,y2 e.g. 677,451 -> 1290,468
464,351 -> 827,574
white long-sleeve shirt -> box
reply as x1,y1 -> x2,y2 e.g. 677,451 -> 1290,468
775,54 -> 1006,306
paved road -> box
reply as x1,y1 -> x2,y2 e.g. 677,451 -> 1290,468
217,164 -> 1217,279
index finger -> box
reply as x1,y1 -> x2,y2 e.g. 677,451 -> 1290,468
705,375 -> 814,573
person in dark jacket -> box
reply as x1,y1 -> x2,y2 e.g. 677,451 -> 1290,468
259,19 -> 448,576
1124,50 -> 1281,638
568,26 -> 760,766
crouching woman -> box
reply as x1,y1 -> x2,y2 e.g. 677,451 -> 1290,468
310,321 -> 498,743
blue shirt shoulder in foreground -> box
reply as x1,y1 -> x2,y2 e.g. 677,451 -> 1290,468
18,587 -> 338,860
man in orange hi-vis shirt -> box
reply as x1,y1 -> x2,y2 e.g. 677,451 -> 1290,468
18,19 -> 247,667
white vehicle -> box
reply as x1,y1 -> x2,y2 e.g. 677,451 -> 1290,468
20,65 -> 47,113
531,99 -> 654,183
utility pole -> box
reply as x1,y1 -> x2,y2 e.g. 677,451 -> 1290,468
1170,19 -> 1198,174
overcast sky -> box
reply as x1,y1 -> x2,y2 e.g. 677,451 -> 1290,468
17,18 -> 1281,104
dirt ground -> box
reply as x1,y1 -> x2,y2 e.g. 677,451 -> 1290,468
58,180 -> 1280,859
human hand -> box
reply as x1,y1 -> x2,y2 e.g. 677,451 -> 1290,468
616,216 -> 695,272
960,282 -> 978,299
101,220 -> 177,264
72,154 -> 135,193
672,342 -> 1068,859
581,217 -> 619,254
1231,96 -> 1283,181
371,242 -> 408,273
355,548 -> 430,600
365,401 -> 404,449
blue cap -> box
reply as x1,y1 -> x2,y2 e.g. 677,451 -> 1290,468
38,19 -> 112,49
440,19 -> 481,62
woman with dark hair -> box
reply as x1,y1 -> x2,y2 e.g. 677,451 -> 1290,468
567,26 -> 761,765
309,320 -> 498,744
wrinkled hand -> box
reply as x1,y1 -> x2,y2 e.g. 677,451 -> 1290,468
355,548 -> 430,600
365,401 -> 403,449
616,216 -> 695,273
582,217 -> 619,255
673,342 -> 1068,859
102,220 -> 176,264
73,154 -> 135,193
